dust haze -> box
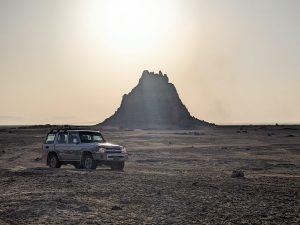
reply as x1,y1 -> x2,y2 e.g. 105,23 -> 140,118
0,0 -> 300,224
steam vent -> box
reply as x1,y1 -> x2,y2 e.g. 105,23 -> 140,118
100,70 -> 212,129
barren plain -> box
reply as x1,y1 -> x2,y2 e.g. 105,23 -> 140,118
0,126 -> 299,224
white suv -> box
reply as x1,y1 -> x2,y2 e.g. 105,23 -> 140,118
42,128 -> 128,170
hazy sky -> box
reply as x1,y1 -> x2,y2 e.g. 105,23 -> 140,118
0,0 -> 299,125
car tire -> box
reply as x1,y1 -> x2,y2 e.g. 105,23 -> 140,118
48,153 -> 61,168
82,154 -> 97,170
111,161 -> 124,170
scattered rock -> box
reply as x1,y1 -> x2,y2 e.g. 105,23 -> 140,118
2,150 -> 5,153
191,181 -> 199,186
77,205 -> 90,212
4,178 -> 16,183
237,130 -> 248,133
34,157 -> 41,161
157,191 -> 161,195
282,127 -> 298,131
111,205 -> 122,210
67,180 -> 72,183
231,170 -> 245,178
124,128 -> 134,131
286,135 -> 296,138
193,131 -> 200,135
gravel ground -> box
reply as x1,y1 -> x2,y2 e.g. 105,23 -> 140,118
0,126 -> 299,224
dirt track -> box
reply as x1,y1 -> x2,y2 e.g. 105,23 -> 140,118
0,126 -> 299,224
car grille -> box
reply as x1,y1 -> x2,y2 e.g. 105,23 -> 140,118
107,155 -> 124,159
105,146 -> 121,150
106,149 -> 121,154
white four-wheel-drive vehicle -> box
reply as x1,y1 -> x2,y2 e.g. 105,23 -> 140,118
42,128 -> 128,170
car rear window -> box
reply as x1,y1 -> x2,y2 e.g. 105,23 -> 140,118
45,133 -> 56,144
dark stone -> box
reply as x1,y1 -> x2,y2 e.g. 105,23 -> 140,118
231,170 -> 245,178
191,181 -> 199,186
77,205 -> 90,212
111,205 -> 122,210
99,70 -> 212,129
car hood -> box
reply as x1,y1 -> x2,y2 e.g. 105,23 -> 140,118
97,142 -> 122,149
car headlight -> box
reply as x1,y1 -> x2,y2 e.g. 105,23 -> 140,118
98,147 -> 106,153
121,147 -> 127,154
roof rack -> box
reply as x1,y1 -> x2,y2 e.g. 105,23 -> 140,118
49,125 -> 91,133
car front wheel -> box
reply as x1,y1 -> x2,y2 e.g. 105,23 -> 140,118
48,154 -> 61,168
82,154 -> 96,169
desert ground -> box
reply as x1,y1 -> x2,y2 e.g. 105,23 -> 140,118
0,125 -> 299,224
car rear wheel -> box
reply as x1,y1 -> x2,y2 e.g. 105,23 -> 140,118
49,154 -> 61,168
82,154 -> 96,169
111,161 -> 124,170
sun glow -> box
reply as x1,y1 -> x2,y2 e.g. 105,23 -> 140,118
96,0 -> 173,52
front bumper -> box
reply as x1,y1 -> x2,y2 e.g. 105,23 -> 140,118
106,153 -> 128,161
93,152 -> 128,162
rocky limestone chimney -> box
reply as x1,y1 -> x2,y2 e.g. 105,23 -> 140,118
100,70 -> 211,129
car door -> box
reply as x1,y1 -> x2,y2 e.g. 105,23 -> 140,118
42,132 -> 56,160
67,132 -> 82,161
54,132 -> 69,160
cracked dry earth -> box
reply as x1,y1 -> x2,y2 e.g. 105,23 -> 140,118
0,126 -> 299,224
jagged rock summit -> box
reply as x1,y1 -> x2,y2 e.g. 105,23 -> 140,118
100,70 -> 211,129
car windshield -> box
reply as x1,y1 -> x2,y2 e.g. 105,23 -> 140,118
79,131 -> 105,143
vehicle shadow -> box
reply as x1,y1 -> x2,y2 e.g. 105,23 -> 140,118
8,166 -> 123,177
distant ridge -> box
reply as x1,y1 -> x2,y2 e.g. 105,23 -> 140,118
99,70 -> 213,129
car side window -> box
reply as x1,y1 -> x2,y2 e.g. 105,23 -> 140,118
68,133 -> 80,144
45,133 -> 56,144
57,132 -> 68,144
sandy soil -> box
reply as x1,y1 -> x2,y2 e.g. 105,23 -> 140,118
0,126 -> 299,224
